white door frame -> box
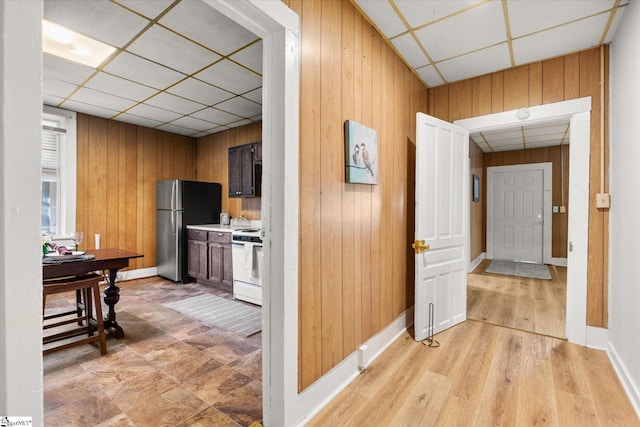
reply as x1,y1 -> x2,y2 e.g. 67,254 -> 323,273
202,2 -> 300,425
486,162 -> 552,264
456,97 -> 592,346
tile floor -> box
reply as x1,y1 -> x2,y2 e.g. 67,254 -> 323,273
43,276 -> 262,427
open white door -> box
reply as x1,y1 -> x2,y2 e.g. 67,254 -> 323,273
414,113 -> 469,342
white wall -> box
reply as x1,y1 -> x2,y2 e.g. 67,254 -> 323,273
608,0 -> 640,416
0,0 -> 44,423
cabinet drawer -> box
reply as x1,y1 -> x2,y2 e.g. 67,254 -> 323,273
188,229 -> 208,241
208,231 -> 231,244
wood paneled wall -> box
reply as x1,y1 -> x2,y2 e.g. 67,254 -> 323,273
428,47 -> 609,328
469,142 -> 485,262
283,0 -> 429,391
76,113 -> 197,270
484,145 -> 570,258
195,122 -> 262,220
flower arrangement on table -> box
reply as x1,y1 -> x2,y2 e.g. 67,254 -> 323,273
41,232 -> 73,255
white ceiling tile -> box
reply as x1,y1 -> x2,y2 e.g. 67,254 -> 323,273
70,87 -> 138,111
44,0 -> 149,47
156,122 -> 196,136
84,72 -> 156,102
226,119 -> 253,129
117,113 -> 164,128
167,78 -> 235,106
190,131 -> 210,138
230,40 -> 263,74
507,0 -> 615,38
170,116 -> 217,132
354,0 -> 407,38
44,94 -> 65,107
604,4 -> 628,43
250,115 -> 262,122
159,0 -> 258,55
486,129 -> 523,142
208,126 -> 230,135
215,97 -> 261,118
127,24 -> 220,75
103,51 -> 185,89
242,88 -> 262,104
145,92 -> 205,115
524,134 -> 565,144
391,33 -> 429,68
43,53 -> 95,85
126,103 -> 182,123
415,1 -> 506,62
191,108 -> 240,126
512,14 -> 609,66
395,0 -> 483,29
62,99 -> 119,119
44,77 -> 78,99
526,141 -> 566,149
115,0 -> 174,20
415,64 -> 444,87
437,43 -> 511,84
195,60 -> 261,95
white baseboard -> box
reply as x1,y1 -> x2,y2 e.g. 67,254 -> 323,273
468,252 -> 486,272
607,342 -> 640,420
586,326 -> 608,350
550,257 -> 568,267
297,307 -> 413,426
115,267 -> 157,281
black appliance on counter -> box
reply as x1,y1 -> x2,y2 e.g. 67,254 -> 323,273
156,179 -> 221,283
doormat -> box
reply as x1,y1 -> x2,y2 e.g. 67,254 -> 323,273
164,294 -> 261,337
485,260 -> 551,280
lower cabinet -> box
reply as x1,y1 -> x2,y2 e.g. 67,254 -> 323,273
187,229 -> 233,290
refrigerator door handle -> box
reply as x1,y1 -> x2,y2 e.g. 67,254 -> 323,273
171,180 -> 176,211
171,210 -> 176,235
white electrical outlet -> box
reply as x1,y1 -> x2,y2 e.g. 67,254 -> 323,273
553,206 -> 559,213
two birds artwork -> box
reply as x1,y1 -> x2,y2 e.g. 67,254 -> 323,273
352,142 -> 374,177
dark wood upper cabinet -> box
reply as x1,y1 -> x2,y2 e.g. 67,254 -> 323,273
228,141 -> 262,198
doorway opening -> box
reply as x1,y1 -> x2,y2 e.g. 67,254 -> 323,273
455,97 -> 591,345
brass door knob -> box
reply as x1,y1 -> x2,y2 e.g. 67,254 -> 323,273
412,239 -> 430,254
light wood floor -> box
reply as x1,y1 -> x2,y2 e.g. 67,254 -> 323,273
468,259 -> 567,339
307,321 -> 640,426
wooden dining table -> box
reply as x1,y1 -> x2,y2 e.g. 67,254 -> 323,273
43,248 -> 143,338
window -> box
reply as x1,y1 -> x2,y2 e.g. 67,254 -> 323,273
41,106 -> 76,238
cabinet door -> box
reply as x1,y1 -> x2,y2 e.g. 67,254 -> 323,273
208,242 -> 224,284
188,239 -> 208,280
228,146 -> 242,197
240,145 -> 254,196
222,244 -> 233,286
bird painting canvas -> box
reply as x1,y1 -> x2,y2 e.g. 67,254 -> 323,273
345,120 -> 378,184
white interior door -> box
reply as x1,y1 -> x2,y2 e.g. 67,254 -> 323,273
414,113 -> 468,342
493,169 -> 544,262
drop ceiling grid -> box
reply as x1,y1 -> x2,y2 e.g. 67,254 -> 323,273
43,0 -> 263,137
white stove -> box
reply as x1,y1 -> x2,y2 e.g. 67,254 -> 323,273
231,224 -> 263,306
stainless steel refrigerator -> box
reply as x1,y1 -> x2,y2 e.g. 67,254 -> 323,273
157,180 -> 221,283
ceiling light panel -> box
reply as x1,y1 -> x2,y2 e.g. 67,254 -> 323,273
43,20 -> 116,68
44,0 -> 148,47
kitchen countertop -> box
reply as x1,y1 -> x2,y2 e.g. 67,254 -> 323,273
187,224 -> 233,232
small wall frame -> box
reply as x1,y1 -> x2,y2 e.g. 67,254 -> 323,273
344,120 -> 378,184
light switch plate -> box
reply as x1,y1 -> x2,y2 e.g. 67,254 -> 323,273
596,193 -> 610,209
560,206 -> 566,213
553,206 -> 559,213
